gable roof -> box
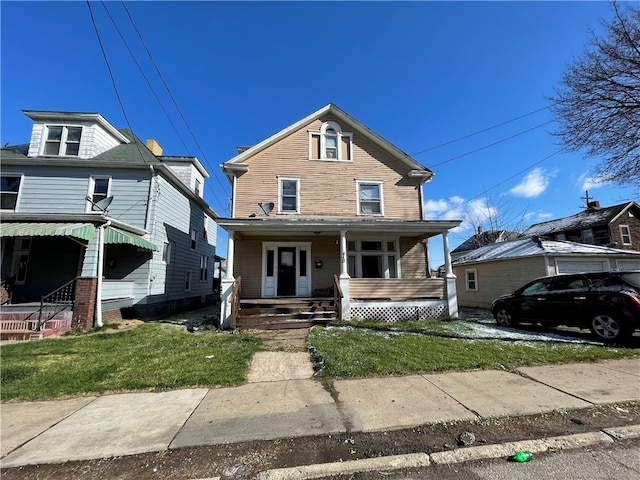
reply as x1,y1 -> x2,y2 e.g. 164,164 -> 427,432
451,230 -> 521,255
221,103 -> 433,181
524,202 -> 639,236
453,236 -> 640,265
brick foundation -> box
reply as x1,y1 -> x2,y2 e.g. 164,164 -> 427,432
73,277 -> 97,329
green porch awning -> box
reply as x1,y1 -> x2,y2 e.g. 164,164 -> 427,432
104,226 -> 157,251
0,222 -> 96,241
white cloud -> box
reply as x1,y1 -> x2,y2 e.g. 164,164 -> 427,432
509,168 -> 549,198
579,172 -> 611,191
423,196 -> 497,233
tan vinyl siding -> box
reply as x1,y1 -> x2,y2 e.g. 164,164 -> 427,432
454,257 -> 548,308
349,278 -> 444,299
341,136 -> 350,160
400,237 -> 427,278
234,238 -> 264,298
233,115 -> 422,219
311,134 -> 320,159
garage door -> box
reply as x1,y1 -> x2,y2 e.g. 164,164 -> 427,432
556,259 -> 608,273
616,259 -> 640,270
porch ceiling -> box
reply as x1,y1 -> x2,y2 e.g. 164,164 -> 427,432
217,217 -> 461,239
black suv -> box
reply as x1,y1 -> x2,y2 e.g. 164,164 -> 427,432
491,271 -> 640,342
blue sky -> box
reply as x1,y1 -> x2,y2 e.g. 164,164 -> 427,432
2,1 -> 637,267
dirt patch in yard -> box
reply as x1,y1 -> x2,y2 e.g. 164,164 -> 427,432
3,402 -> 639,480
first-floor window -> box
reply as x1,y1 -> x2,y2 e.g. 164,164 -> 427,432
620,225 -> 632,245
1,175 -> 21,210
465,269 -> 478,291
347,238 -> 398,278
200,255 -> 209,281
13,238 -> 31,285
185,271 -> 192,292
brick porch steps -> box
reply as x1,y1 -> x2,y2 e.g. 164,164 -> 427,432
0,314 -> 73,341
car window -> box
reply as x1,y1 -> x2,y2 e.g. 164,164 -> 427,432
551,276 -> 587,290
619,272 -> 640,288
521,279 -> 552,295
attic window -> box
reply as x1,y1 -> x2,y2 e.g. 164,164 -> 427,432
309,121 -> 353,161
44,126 -> 82,156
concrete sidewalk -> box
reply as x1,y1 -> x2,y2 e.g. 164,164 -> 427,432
1,356 -> 639,468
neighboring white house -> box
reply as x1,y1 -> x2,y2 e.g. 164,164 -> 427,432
452,236 -> 640,308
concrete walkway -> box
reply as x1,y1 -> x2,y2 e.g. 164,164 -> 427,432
1,357 -> 639,469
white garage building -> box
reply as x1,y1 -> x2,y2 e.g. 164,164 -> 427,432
452,236 -> 640,308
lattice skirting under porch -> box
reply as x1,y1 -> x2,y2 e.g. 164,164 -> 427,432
349,299 -> 449,322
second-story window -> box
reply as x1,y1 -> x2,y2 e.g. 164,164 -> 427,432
582,228 -> 594,244
191,229 -> 197,250
88,177 -> 110,212
1,175 -> 22,211
620,225 -> 632,245
44,126 -> 82,156
278,177 -> 300,214
357,180 -> 383,215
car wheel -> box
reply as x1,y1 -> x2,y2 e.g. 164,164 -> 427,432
494,306 -> 518,328
589,313 -> 630,342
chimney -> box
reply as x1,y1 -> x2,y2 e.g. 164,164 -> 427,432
587,200 -> 601,210
146,138 -> 163,156
477,226 -> 483,234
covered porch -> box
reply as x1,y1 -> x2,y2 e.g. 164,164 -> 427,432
217,217 -> 461,329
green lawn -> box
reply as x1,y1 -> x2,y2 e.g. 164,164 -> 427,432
1,323 -> 262,402
308,322 -> 640,379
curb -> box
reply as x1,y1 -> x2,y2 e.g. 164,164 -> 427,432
237,425 -> 640,480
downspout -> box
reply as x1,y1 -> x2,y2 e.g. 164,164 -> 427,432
95,220 -> 111,327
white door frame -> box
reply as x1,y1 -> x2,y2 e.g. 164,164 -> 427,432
261,241 -> 312,297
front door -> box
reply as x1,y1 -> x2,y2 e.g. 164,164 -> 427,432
277,247 -> 296,296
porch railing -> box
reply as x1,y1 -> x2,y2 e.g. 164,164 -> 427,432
37,277 -> 76,331
333,274 -> 343,322
230,276 -> 242,329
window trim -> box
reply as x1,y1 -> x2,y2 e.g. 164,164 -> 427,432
308,121 -> 353,162
346,237 -> 400,279
620,225 -> 632,245
356,179 -> 384,216
465,268 -> 478,291
278,176 -> 300,214
200,255 -> 209,282
42,125 -> 83,157
86,176 -> 111,212
0,173 -> 23,211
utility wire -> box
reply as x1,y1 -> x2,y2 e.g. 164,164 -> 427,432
410,106 -> 551,157
86,0 -> 149,167
119,1 -> 232,206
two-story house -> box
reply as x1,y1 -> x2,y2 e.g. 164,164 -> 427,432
524,201 -> 640,251
0,110 -> 218,338
217,104 -> 461,329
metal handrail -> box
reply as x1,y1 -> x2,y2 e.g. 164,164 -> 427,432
37,277 -> 76,331
230,276 -> 242,329
333,274 -> 343,322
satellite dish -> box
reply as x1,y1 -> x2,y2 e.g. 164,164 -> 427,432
258,202 -> 274,216
86,195 -> 114,212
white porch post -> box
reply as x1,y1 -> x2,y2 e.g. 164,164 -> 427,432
442,231 -> 458,319
220,230 -> 236,329
338,230 -> 351,320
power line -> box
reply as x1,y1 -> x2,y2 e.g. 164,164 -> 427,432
119,0 -> 232,211
410,106 -> 551,157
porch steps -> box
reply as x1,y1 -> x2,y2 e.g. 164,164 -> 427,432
235,298 -> 338,330
0,312 -> 73,341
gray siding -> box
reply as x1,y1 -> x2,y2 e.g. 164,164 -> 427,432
147,175 -> 216,301
14,165 -> 151,228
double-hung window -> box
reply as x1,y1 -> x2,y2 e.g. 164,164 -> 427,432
465,269 -> 478,291
200,255 -> 209,281
44,126 -> 82,156
87,177 -> 110,212
191,229 -> 197,250
620,225 -> 632,245
278,177 -> 300,214
357,180 -> 383,215
1,175 -> 22,211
